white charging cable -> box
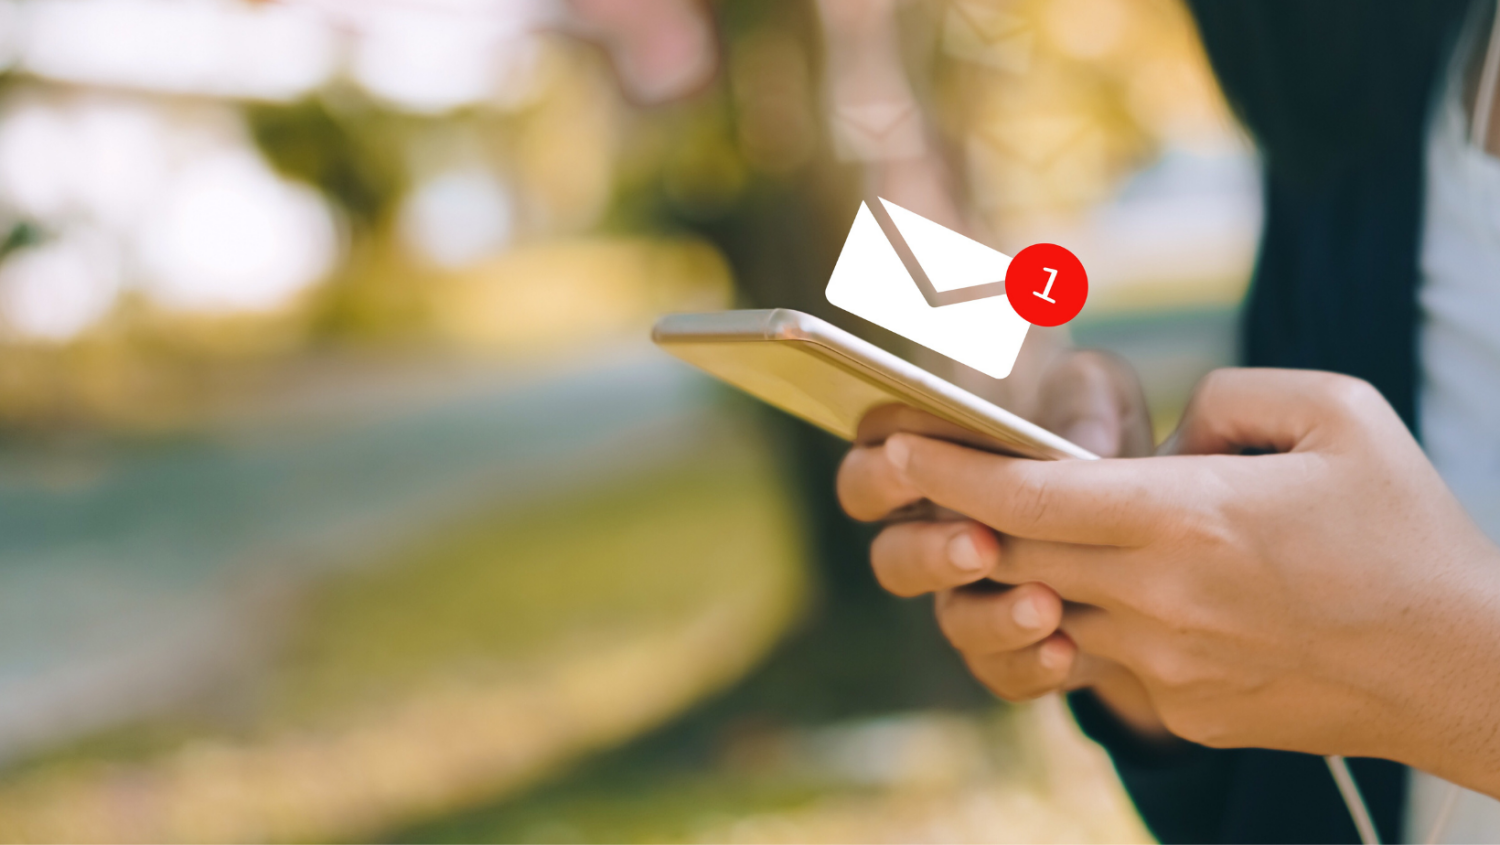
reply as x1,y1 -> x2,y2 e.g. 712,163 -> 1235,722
1325,755 -> 1464,845
1327,756 -> 1381,845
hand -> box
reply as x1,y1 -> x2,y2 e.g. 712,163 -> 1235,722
852,368 -> 1500,797
840,350 -> 1169,738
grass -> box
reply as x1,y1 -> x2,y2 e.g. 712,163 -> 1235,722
399,768 -> 831,844
265,435 -> 804,724
392,700 -> 1153,844
0,398 -> 1166,845
0,421 -> 809,843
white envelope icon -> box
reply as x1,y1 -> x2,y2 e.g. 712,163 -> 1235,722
829,99 -> 926,162
943,0 -> 1033,73
968,114 -> 1107,211
825,198 -> 1030,379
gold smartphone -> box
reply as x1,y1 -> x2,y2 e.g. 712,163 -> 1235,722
652,309 -> 1095,461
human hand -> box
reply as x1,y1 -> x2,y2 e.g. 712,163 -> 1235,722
841,350 -> 1169,737
850,368 -> 1500,797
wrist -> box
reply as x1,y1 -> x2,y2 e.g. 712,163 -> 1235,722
1384,544 -> 1500,797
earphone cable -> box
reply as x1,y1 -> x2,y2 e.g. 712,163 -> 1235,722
1326,755 -> 1381,845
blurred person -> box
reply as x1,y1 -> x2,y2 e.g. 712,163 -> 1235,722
839,1 -> 1500,843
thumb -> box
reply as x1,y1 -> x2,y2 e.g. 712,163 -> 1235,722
1159,368 -> 1390,457
1036,350 -> 1151,458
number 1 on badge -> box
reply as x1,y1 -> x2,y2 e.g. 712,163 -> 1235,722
1034,267 -> 1058,304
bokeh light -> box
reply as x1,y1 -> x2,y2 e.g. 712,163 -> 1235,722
0,227 -> 120,340
400,167 -> 515,267
20,0 -> 336,100
136,148 -> 338,313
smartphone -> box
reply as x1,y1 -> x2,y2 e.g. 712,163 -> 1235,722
652,308 -> 1095,461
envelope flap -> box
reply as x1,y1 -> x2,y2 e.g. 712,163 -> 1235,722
837,102 -> 917,137
879,198 -> 1011,294
978,115 -> 1097,167
950,1 -> 1028,41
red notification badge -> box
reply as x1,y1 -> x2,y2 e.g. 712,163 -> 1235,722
1005,243 -> 1088,327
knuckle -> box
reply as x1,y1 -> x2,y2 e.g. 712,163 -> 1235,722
934,592 -> 972,644
1183,491 -> 1239,544
937,590 -> 1040,654
1319,373 -> 1383,414
1128,578 -> 1196,629
869,530 -> 915,596
968,653 -> 1059,702
1007,472 -> 1054,535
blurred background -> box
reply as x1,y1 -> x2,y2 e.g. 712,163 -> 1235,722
0,0 -> 1259,841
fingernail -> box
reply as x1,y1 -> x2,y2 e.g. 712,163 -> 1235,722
947,531 -> 986,572
1012,595 -> 1042,630
885,436 -> 910,473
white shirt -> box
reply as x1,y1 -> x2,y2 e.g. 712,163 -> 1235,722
1411,19 -> 1500,842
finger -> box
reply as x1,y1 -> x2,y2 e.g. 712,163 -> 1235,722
883,434 -> 1166,545
996,537 -> 1124,606
855,403 -> 1045,457
870,521 -> 998,597
1061,609 -> 1176,714
1035,350 -> 1153,459
1160,368 -> 1401,457
1057,604 -> 1133,667
962,633 -> 1078,701
1064,651 -> 1122,692
838,444 -> 922,521
935,581 -> 1062,653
